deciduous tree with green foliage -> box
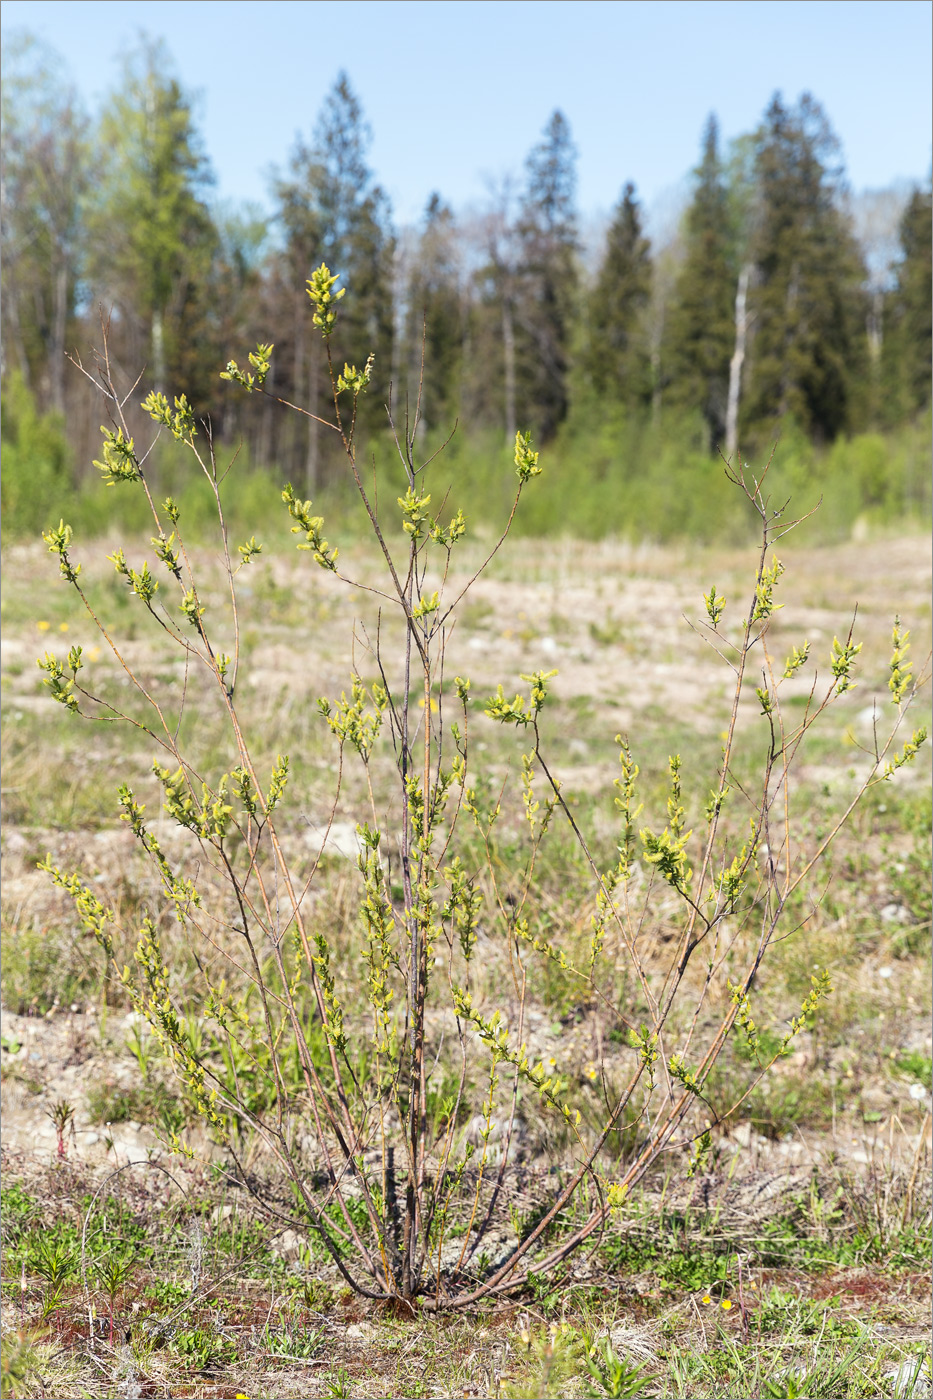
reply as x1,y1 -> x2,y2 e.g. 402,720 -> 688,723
85,39 -> 217,404
0,33 -> 90,416
37,262 -> 928,1311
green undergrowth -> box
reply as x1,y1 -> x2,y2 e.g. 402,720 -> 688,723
1,1170 -> 928,1398
3,366 -> 930,547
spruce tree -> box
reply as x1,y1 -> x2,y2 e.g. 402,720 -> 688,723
742,93 -> 868,443
663,116 -> 736,448
588,182 -> 652,409
274,73 -> 394,481
514,111 -> 579,440
881,183 -> 932,423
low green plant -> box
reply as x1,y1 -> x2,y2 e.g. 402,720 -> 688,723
584,1338 -> 655,1397
171,1323 -> 237,1371
38,266 -> 929,1314
0,1327 -> 47,1400
323,1366 -> 355,1399
259,1320 -> 324,1358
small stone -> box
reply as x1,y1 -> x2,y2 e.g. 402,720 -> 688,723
271,1228 -> 308,1263
346,1322 -> 376,1340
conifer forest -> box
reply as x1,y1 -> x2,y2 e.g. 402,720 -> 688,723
2,36 -> 930,541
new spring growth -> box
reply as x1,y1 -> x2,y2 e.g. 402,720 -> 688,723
453,992 -> 581,1127
37,647 -> 83,712
751,555 -> 784,623
709,829 -> 752,909
687,1128 -> 713,1179
705,782 -> 730,825
613,736 -> 642,877
442,857 -> 482,964
237,537 -> 263,567
152,532 -> 182,578
143,391 -> 197,440
94,427 -> 140,485
514,430 -> 542,483
118,784 -> 200,922
398,486 -> 432,540
108,549 -> 159,606
430,509 -> 467,549
319,676 -> 388,761
783,642 -> 810,679
883,727 -> 928,779
282,483 -> 338,569
336,355 -> 373,396
130,919 -> 223,1131
667,754 -> 686,837
359,834 -> 397,1060
704,586 -> 726,629
728,980 -> 762,1060
755,683 -> 773,716
485,670 -> 557,727
413,591 -> 439,621
628,1026 -> 659,1085
42,520 -> 81,583
514,917 -> 585,982
668,1053 -> 699,1093
889,616 -> 913,705
179,587 -> 205,630
640,755 -> 693,895
313,932 -> 348,1055
830,633 -> 862,694
153,763 -> 233,843
219,343 -> 274,392
267,754 -> 289,812
306,264 -> 344,338
38,858 -> 114,958
779,966 -> 833,1054
521,753 -> 540,833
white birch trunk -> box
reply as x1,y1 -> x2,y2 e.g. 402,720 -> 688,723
725,265 -> 751,462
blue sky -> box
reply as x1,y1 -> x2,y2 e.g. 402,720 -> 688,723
3,0 -> 931,228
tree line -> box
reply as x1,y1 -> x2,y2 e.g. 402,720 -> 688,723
2,33 -> 930,505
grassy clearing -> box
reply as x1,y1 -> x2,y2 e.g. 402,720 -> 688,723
0,1149 -> 930,1397
1,529 -> 930,1396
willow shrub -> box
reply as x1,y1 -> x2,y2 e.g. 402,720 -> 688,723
38,268 -> 927,1308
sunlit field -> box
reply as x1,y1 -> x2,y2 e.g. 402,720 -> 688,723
2,505 -> 929,1397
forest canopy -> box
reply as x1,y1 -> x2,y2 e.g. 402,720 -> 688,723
2,33 -> 930,540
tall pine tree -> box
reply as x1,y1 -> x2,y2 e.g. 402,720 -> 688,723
514,111 -> 579,440
880,182 -> 932,423
274,73 -> 394,483
588,183 -> 652,409
742,93 -> 868,443
663,116 -> 736,448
